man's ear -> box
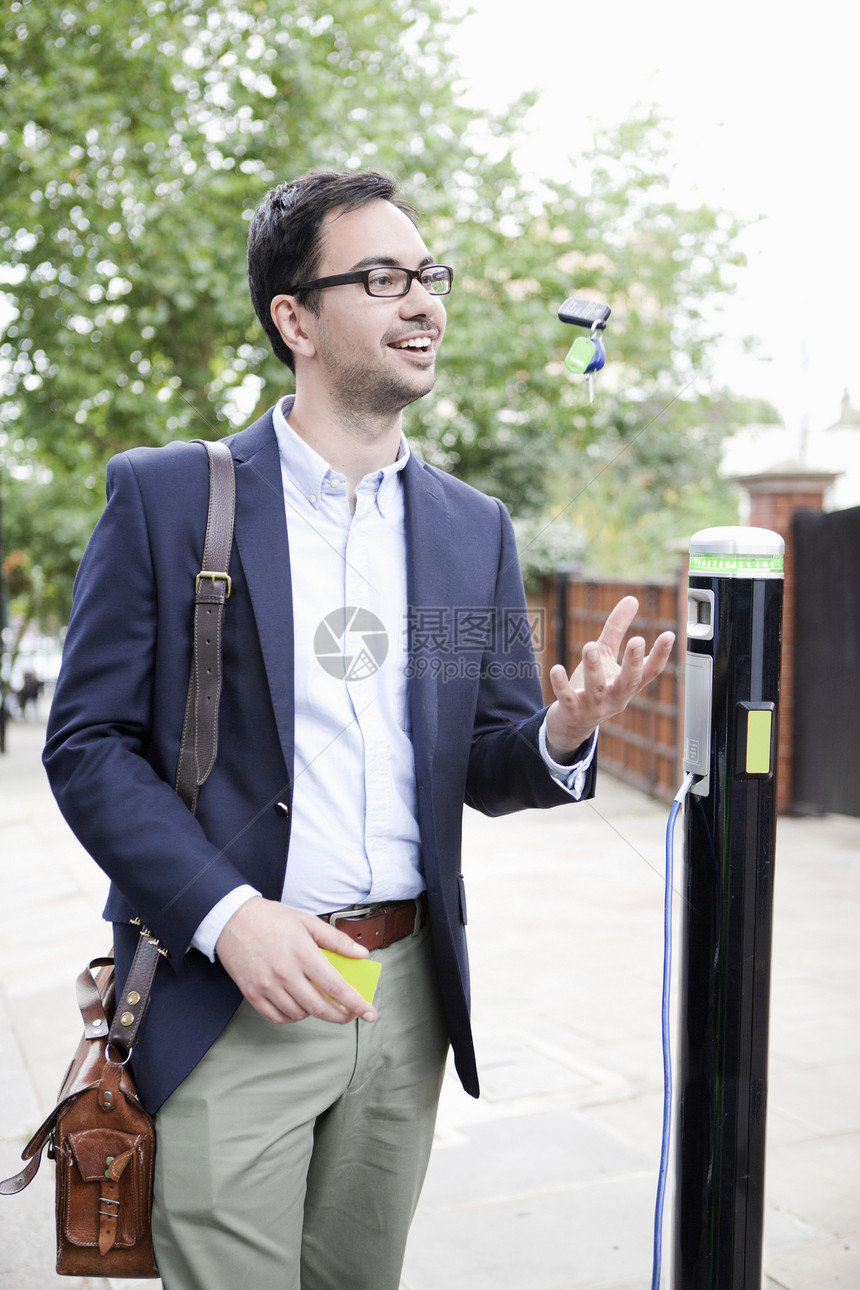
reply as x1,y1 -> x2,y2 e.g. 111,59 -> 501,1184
270,294 -> 316,360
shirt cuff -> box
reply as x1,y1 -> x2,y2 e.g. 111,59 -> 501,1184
191,885 -> 262,962
538,721 -> 598,800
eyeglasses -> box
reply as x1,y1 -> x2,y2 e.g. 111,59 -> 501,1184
285,264 -> 454,298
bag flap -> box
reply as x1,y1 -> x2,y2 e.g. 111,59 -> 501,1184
67,1128 -> 142,1183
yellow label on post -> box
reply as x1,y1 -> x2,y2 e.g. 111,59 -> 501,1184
321,950 -> 382,1004
746,709 -> 773,774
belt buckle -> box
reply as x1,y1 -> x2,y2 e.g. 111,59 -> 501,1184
328,904 -> 377,930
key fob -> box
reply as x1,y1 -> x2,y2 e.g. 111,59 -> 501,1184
584,337 -> 605,373
558,297 -> 611,329
565,336 -> 597,374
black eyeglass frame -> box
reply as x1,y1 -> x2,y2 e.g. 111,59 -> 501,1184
284,264 -> 454,298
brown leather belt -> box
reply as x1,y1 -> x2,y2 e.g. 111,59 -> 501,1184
320,894 -> 427,949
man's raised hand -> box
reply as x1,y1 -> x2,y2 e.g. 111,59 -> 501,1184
545,595 -> 675,761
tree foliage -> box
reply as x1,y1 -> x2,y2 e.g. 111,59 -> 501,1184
414,118 -> 750,541
1,0 -> 750,627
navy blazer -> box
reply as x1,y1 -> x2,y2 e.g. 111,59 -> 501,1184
44,409 -> 592,1111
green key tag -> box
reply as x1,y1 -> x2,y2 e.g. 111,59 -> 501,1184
564,336 -> 597,375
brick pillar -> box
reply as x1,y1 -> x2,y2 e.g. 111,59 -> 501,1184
734,467 -> 838,812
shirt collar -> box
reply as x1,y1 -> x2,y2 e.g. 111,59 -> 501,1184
273,395 -> 409,516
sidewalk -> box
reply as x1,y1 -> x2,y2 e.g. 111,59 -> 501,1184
1,716 -> 857,1289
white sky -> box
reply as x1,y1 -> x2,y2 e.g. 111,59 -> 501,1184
448,0 -> 860,435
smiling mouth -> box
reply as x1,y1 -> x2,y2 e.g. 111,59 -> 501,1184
389,336 -> 434,353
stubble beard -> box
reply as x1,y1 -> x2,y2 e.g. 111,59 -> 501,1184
340,364 -> 435,428
317,323 -> 437,436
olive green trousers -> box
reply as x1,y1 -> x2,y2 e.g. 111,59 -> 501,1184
152,921 -> 449,1290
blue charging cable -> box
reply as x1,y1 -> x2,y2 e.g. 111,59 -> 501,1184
651,772 -> 696,1289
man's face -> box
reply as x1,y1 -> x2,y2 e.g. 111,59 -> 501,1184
303,200 -> 447,418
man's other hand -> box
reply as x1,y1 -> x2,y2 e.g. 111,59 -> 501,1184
215,898 -> 379,1026
545,595 -> 675,761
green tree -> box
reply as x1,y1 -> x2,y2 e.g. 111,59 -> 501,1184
1,0 -> 535,613
1,0 -> 751,619
412,116 -> 752,567
0,0 -> 496,460
0,0 -> 472,609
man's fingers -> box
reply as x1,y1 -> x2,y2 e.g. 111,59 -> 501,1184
253,960 -> 376,1027
581,642 -> 607,703
309,967 -> 378,1024
610,637 -> 644,698
596,595 -> 640,657
554,627 -> 674,703
249,993 -> 310,1025
582,642 -> 601,669
313,918 -> 372,960
303,968 -> 377,1024
280,941 -> 377,1023
639,631 -> 676,686
549,663 -> 570,698
614,631 -> 674,699
216,900 -> 377,1025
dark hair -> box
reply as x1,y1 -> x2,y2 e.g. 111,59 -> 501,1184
247,171 -> 418,372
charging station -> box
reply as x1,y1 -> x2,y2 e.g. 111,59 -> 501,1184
673,527 -> 784,1289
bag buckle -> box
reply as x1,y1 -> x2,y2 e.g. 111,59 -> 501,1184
195,569 -> 232,599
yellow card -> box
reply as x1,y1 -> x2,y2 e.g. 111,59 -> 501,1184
320,950 -> 382,1004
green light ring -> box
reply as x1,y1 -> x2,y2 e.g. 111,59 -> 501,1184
689,553 -> 784,577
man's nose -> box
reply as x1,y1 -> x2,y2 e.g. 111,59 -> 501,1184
400,277 -> 445,320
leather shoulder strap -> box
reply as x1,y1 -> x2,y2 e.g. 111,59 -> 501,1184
123,440 -> 233,1043
174,439 -> 236,813
106,934 -> 164,1058
3,447 -> 237,1189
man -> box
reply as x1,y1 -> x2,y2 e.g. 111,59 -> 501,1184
44,170 -> 674,1289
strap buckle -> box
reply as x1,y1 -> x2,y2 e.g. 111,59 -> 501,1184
195,569 -> 232,598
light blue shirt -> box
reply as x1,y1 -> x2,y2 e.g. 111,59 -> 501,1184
193,397 -> 595,959
274,396 -> 424,913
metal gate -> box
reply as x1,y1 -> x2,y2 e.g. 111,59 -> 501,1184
792,506 -> 860,817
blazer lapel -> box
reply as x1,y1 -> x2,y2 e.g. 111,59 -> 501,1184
228,411 -> 295,776
403,454 -> 455,778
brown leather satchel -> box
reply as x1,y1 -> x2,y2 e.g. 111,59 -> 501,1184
1,950 -> 161,1276
1,438 -> 235,1276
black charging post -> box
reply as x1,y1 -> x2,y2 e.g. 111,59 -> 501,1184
673,526 -> 784,1289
